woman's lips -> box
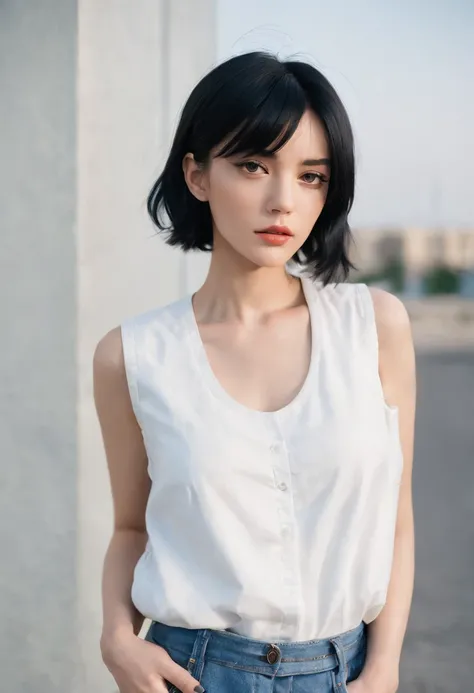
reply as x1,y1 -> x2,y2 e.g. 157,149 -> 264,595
255,233 -> 292,246
255,225 -> 294,246
255,225 -> 293,236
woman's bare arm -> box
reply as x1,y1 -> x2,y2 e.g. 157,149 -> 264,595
354,288 -> 416,693
93,327 -> 151,654
93,328 -> 205,693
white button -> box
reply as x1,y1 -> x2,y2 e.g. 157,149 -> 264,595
282,525 -> 291,535
278,481 -> 288,491
270,444 -> 280,453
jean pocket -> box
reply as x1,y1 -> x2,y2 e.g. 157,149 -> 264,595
164,652 -> 197,693
145,625 -> 196,692
164,649 -> 197,693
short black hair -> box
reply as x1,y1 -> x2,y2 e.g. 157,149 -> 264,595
147,51 -> 356,284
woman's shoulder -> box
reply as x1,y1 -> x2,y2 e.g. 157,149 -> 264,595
92,304 -> 169,381
321,280 -> 411,335
93,295 -> 191,380
366,287 -> 415,410
315,280 -> 413,356
366,286 -> 412,350
93,326 -> 125,385
92,328 -> 131,423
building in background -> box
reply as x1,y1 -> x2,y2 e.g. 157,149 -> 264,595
351,227 -> 474,297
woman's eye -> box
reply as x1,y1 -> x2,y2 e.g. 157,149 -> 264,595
301,172 -> 326,185
240,161 -> 262,173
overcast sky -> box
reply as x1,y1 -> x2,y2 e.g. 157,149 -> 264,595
217,0 -> 474,229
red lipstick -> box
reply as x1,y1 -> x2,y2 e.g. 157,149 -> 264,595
255,225 -> 294,246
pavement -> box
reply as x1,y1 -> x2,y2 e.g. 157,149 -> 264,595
399,348 -> 474,692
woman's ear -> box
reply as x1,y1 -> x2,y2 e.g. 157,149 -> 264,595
182,153 -> 209,202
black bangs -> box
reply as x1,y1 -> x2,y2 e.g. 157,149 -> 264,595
213,74 -> 307,160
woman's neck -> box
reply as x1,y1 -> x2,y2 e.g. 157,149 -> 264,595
193,250 -> 303,324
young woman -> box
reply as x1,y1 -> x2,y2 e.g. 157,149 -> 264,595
94,51 -> 416,693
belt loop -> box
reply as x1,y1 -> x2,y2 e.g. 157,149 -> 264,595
329,635 -> 347,690
188,629 -> 211,681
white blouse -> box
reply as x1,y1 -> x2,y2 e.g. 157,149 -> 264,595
121,277 -> 403,641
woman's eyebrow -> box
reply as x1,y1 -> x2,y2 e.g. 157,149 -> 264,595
302,158 -> 331,166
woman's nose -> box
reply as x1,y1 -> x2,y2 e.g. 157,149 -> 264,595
267,179 -> 295,215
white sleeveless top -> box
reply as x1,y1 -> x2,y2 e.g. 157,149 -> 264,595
121,278 -> 403,641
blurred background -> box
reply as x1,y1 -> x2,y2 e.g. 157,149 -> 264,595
1,1 -> 473,691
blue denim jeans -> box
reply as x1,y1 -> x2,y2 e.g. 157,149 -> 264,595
145,620 -> 367,692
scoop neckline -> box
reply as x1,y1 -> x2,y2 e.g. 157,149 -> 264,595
184,276 -> 321,420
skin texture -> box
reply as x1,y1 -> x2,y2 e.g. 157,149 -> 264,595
94,107 -> 415,693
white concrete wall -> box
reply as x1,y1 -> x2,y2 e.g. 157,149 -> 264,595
77,1 -> 216,689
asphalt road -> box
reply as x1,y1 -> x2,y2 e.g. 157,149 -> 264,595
399,349 -> 474,692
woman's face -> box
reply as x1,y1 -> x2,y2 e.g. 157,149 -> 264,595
184,109 -> 330,268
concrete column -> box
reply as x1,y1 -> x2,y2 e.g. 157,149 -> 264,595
0,2 -> 78,691
77,1 -> 216,690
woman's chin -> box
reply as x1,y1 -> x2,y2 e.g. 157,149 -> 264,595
244,247 -> 296,269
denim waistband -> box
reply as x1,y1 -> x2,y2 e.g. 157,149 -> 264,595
148,620 -> 366,677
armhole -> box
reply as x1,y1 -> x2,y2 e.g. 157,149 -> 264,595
356,283 -> 399,417
120,319 -> 143,429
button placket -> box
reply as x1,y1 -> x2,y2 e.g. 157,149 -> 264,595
270,441 -> 290,492
268,436 -> 300,636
